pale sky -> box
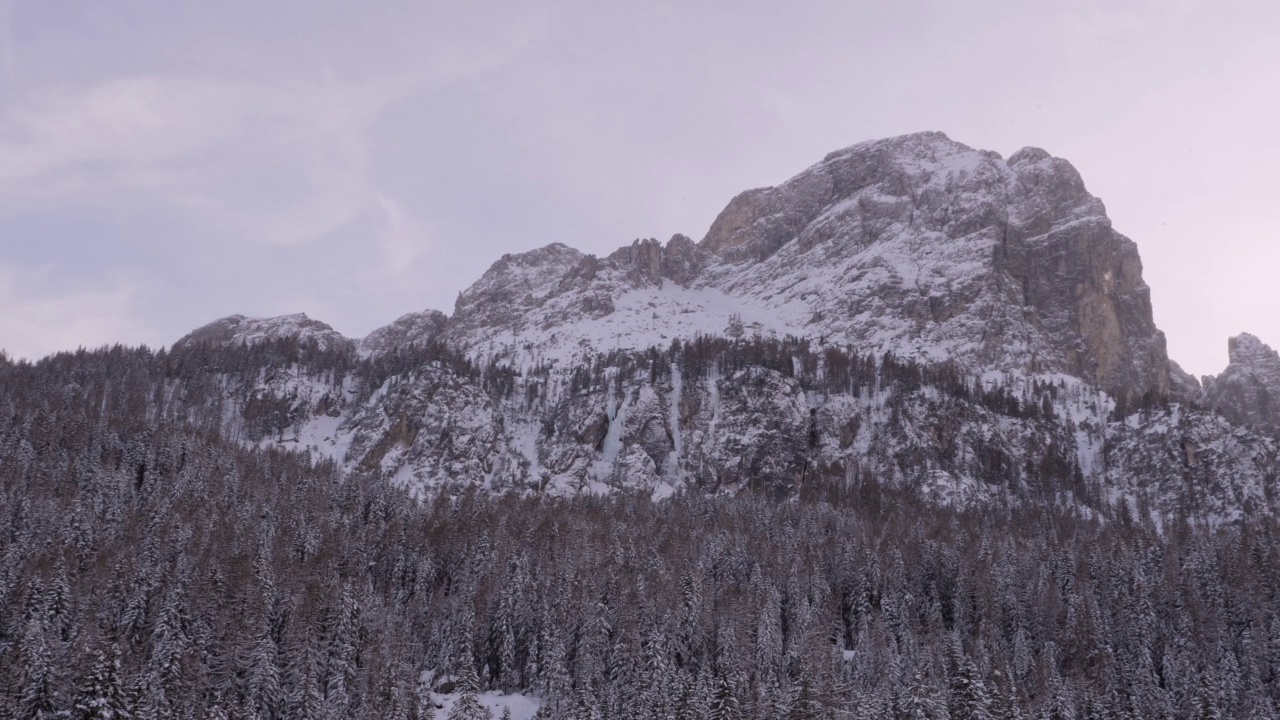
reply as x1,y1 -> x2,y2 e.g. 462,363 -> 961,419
0,0 -> 1276,377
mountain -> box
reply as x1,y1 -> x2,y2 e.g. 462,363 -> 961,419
162,132 -> 1275,522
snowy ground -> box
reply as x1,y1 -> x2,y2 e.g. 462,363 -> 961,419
430,690 -> 541,719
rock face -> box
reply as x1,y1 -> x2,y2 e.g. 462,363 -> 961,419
441,132 -> 1169,403
174,313 -> 353,352
1204,334 -> 1280,435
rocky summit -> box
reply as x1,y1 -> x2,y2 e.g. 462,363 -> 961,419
159,132 -> 1276,523
174,312 -> 353,353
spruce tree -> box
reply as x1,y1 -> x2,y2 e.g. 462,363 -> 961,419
448,665 -> 493,720
950,654 -> 992,720
72,646 -> 131,720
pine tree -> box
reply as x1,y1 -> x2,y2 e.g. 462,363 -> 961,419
1192,671 -> 1223,720
709,671 -> 744,720
325,586 -> 361,718
148,581 -> 190,687
950,654 -> 992,720
786,668 -> 828,720
136,679 -> 174,720
72,645 -> 132,720
903,670 -> 948,720
245,632 -> 284,720
541,631 -> 571,717
285,638 -> 325,720
448,665 -> 493,720
570,682 -> 604,720
19,610 -> 57,720
1040,678 -> 1076,720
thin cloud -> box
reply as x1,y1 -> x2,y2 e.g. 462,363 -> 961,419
375,192 -> 426,277
0,77 -> 251,182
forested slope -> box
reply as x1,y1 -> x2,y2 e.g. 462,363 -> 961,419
3,346 -> 1279,719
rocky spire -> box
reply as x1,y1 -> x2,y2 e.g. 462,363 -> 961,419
1204,333 -> 1280,434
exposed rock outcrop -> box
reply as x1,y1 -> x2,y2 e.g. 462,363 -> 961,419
443,243 -> 585,349
1168,360 -> 1206,405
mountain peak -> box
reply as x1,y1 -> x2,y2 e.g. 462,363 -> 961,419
1007,146 -> 1051,166
700,132 -> 1097,264
1228,332 -> 1276,365
819,130 -> 961,163
174,313 -> 352,352
421,134 -> 1172,401
172,134 -> 1168,404
1205,333 -> 1280,434
444,243 -> 588,350
359,309 -> 449,357
691,133 -> 1165,400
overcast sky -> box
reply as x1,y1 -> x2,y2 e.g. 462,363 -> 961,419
0,0 -> 1276,376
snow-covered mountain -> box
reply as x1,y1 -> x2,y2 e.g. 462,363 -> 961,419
175,132 -> 1278,523
441,132 -> 1169,405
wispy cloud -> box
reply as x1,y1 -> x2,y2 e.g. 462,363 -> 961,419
375,192 -> 426,277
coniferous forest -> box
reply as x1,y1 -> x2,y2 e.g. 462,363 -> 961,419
2,344 -> 1279,719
